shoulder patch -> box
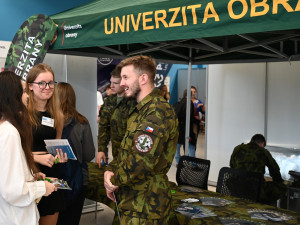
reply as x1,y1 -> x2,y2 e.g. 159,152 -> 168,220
135,134 -> 153,153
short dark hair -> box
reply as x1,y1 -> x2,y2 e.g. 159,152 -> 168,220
250,134 -> 266,147
191,86 -> 197,92
111,68 -> 120,78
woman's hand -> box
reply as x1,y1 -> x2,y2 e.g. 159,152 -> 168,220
33,154 -> 57,167
34,172 -> 46,180
43,181 -> 57,196
56,148 -> 68,163
96,152 -> 106,168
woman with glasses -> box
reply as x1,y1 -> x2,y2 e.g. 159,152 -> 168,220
0,71 -> 57,225
26,63 -> 68,225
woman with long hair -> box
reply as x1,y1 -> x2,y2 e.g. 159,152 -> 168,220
0,71 -> 57,225
161,84 -> 170,102
26,63 -> 67,225
174,89 -> 198,165
56,82 -> 95,225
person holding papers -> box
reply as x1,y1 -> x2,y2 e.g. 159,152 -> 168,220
26,63 -> 68,225
56,82 -> 95,225
0,71 -> 57,225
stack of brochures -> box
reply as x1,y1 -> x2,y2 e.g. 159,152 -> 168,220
200,197 -> 234,206
248,209 -> 294,221
52,179 -> 72,190
44,139 -> 77,160
175,203 -> 216,219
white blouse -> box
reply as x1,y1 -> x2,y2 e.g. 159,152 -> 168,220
0,121 -> 46,225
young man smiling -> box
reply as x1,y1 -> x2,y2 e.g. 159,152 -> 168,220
104,55 -> 178,224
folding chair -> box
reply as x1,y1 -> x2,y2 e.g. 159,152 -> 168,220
216,167 -> 263,202
176,156 -> 210,190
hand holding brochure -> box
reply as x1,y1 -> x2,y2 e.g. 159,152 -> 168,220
44,139 -> 77,160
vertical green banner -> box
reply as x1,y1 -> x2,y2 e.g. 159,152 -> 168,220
5,14 -> 57,81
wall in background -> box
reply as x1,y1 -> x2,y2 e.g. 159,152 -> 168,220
207,61 -> 300,184
44,53 -> 98,152
0,0 -> 93,41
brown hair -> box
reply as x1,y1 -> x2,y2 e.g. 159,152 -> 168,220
110,68 -> 120,78
56,82 -> 88,124
116,55 -> 156,83
0,71 -> 38,174
26,63 -> 62,129
161,85 -> 170,100
191,86 -> 197,92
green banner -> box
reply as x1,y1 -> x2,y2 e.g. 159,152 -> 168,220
5,14 -> 57,80
50,0 -> 300,50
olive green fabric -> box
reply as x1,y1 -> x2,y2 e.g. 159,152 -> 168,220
98,94 -> 136,162
107,88 -> 178,221
230,142 -> 286,205
230,142 -> 283,182
5,14 -> 57,81
120,212 -> 169,225
169,182 -> 300,225
50,0 -> 300,51
86,168 -> 300,225
86,162 -> 114,209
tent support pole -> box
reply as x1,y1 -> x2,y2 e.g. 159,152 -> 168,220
64,54 -> 68,82
185,48 -> 192,156
264,63 -> 268,140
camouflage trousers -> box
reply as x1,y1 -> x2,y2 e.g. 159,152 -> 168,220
116,211 -> 170,225
259,181 -> 287,205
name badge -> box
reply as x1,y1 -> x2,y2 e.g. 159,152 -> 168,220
41,116 -> 54,127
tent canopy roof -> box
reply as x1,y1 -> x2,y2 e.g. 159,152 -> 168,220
49,0 -> 300,64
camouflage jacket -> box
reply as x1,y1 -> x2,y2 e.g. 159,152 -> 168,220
230,142 -> 283,183
107,88 -> 179,219
98,94 -> 136,160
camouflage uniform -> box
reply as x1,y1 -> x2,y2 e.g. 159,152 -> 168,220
5,14 -> 57,81
230,142 -> 286,204
98,94 -> 136,224
107,88 -> 178,224
98,94 -> 136,162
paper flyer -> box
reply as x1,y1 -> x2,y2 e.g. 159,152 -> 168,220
175,203 -> 216,219
44,139 -> 77,160
200,197 -> 234,206
248,209 -> 294,221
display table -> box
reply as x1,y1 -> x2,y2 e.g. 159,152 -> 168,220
86,162 -> 299,224
169,182 -> 300,225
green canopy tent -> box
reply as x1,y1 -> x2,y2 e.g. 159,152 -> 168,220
48,0 -> 300,152
49,0 -> 300,64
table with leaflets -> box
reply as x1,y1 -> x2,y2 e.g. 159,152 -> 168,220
169,182 -> 300,225
86,163 -> 300,224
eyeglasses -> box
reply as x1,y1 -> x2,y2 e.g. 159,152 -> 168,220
31,81 -> 57,89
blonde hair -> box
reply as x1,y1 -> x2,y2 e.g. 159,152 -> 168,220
26,63 -> 62,130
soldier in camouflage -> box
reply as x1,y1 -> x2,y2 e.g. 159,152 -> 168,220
96,69 -> 136,168
104,55 -> 178,224
230,134 -> 287,205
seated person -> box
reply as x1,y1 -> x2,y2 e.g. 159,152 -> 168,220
230,134 -> 286,205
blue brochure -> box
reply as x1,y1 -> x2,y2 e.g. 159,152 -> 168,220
44,139 -> 77,160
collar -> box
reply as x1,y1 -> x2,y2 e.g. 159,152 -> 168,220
136,88 -> 161,111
